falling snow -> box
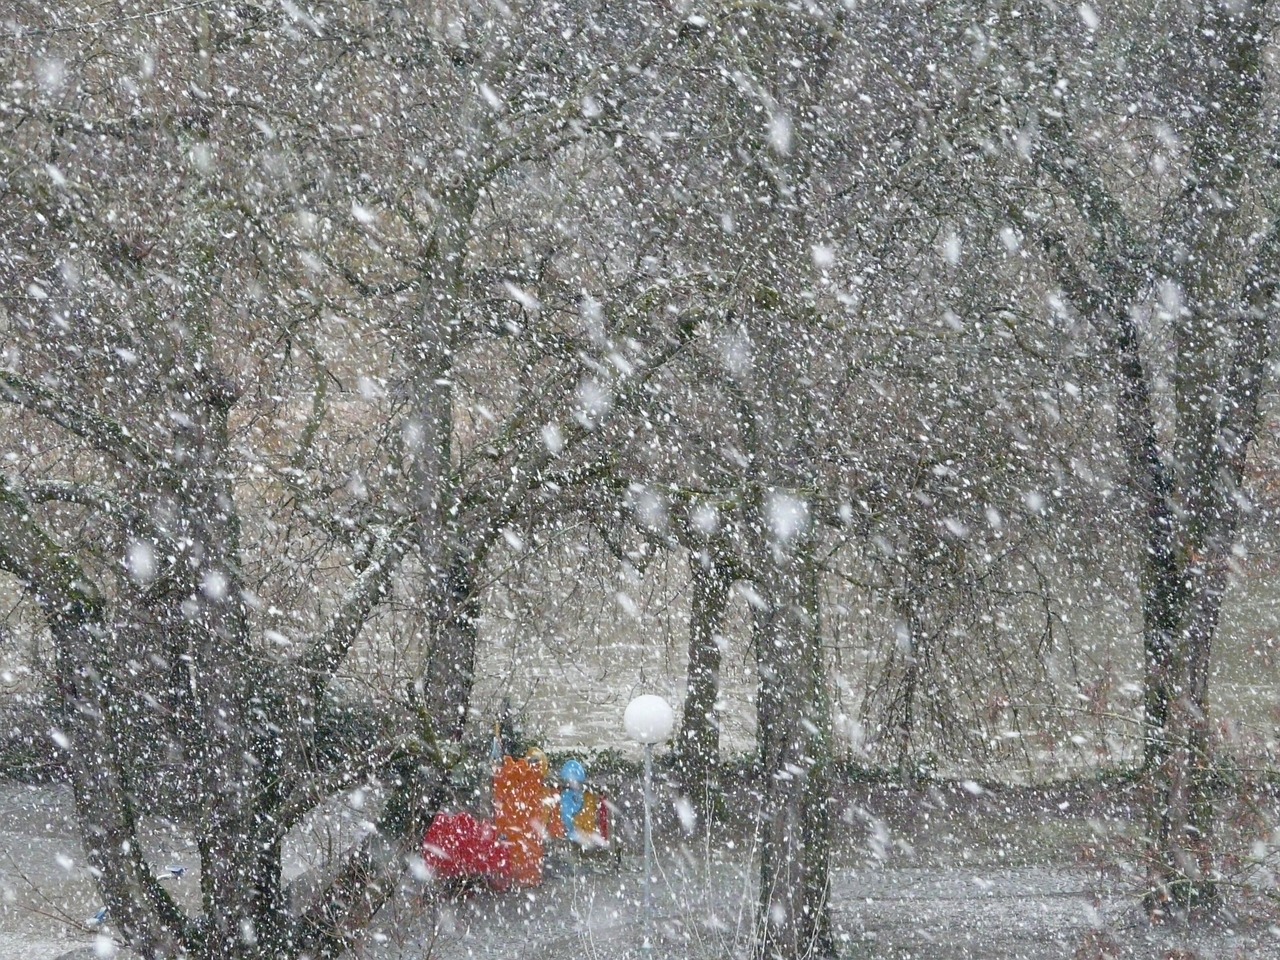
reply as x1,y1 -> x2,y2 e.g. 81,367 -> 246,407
1,2 -> 1279,960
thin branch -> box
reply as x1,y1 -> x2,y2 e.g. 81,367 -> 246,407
18,1 -> 218,36
0,477 -> 101,609
272,737 -> 422,840
0,370 -> 158,470
299,521 -> 414,682
23,479 -> 172,547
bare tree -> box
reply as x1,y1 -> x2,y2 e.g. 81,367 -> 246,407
912,0 -> 1280,913
1030,3 -> 1276,915
0,2 -> 702,957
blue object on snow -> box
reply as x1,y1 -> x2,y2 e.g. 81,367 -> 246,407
87,907 -> 107,928
560,758 -> 586,786
164,865 -> 186,879
560,783 -> 584,841
559,758 -> 587,842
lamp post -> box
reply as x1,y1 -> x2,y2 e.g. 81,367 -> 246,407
624,694 -> 674,952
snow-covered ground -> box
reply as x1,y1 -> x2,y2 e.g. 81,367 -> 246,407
0,782 -> 106,960
0,780 -> 377,960
349,854 -> 1277,960
5,779 -> 1276,960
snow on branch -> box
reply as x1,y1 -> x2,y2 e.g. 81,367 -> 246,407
299,521 -> 412,682
0,476 -> 102,614
0,369 -> 158,469
23,478 -> 174,547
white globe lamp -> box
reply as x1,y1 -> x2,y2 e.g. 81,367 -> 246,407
624,694 -> 675,745
625,693 -> 674,951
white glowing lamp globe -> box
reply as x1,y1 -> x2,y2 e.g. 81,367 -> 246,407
624,694 -> 675,745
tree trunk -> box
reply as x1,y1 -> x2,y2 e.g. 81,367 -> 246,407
752,532 -> 833,960
675,550 -> 731,811
1136,320 -> 1267,914
1123,292 -> 1271,915
1026,0 -> 1274,918
1139,3 -> 1273,916
886,590 -> 931,776
412,556 -> 481,833
0,488 -> 195,955
1143,592 -> 1221,917
57,616 -> 193,957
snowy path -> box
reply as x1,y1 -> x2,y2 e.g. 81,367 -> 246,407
0,783 -> 104,959
832,865 -> 1106,959
0,933 -> 93,960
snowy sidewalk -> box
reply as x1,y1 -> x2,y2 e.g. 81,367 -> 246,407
0,933 -> 95,960
0,783 -> 105,960
358,854 -> 1276,960
833,865 -> 1106,959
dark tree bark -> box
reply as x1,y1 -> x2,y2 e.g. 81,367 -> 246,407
751,528 -> 833,960
675,550 -> 733,809
1133,269 -> 1273,916
980,0 -> 1280,916
1029,0 -> 1277,913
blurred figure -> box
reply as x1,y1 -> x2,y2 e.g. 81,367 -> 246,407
558,758 -> 587,843
492,748 -> 555,887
